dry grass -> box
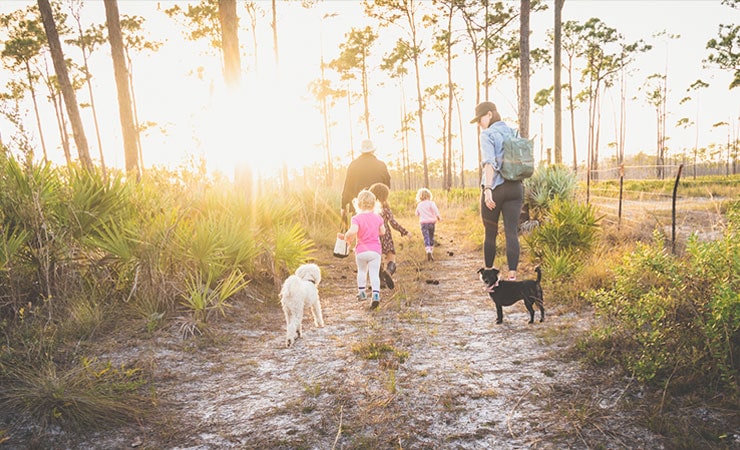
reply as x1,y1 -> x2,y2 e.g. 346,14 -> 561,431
0,359 -> 152,432
5,186 -> 735,448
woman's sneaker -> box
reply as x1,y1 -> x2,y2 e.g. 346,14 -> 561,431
387,261 -> 397,275
381,269 -> 395,289
370,292 -> 380,309
357,290 -> 367,301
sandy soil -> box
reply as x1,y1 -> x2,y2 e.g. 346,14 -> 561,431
55,233 -> 672,450
7,198 -> 736,449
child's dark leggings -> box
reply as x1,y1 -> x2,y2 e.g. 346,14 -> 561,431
480,180 -> 523,270
420,223 -> 435,249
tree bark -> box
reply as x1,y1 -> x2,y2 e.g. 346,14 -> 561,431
445,3 -> 454,191
271,0 -> 279,70
518,0 -> 530,138
25,62 -> 49,162
37,0 -> 92,170
71,3 -> 106,175
104,0 -> 140,179
553,0 -> 564,164
218,0 -> 241,88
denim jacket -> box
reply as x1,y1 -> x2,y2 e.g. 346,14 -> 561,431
479,120 -> 515,190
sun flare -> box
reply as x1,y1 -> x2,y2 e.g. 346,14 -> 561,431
195,73 -> 323,179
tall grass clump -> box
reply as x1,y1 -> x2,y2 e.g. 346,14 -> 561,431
520,164 -> 592,283
290,186 -> 343,246
0,153 -> 322,440
524,197 -> 601,279
523,164 -> 578,221
0,358 -> 151,431
583,202 -> 740,394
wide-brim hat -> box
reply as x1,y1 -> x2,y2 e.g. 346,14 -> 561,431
360,139 -> 376,153
470,101 -> 497,124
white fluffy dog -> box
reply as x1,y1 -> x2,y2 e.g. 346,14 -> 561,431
280,263 -> 324,347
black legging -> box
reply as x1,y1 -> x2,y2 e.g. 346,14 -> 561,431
480,180 -> 523,270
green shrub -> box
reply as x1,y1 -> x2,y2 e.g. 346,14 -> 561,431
524,164 -> 578,221
583,203 -> 740,391
524,198 -> 600,261
541,247 -> 581,279
0,154 -> 328,437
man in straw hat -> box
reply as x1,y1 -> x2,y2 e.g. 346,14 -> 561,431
341,139 -> 390,216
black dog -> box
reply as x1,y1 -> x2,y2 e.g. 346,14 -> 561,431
477,266 -> 544,324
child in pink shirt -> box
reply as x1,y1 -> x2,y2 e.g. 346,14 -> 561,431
415,188 -> 442,261
341,189 -> 386,309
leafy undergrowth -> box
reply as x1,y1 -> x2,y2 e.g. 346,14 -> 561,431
4,211 -> 738,449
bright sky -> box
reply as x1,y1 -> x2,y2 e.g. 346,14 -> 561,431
0,1 -> 738,179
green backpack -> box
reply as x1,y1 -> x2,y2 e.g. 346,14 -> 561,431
500,130 -> 535,181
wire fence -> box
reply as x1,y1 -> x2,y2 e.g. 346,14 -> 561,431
387,160 -> 739,192
586,163 -> 732,252
582,161 -> 738,182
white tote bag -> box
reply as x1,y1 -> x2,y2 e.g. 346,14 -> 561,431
333,234 -> 350,258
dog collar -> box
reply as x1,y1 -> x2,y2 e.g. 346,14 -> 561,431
485,280 -> 499,293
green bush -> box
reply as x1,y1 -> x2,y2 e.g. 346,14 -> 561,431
524,198 -> 600,264
583,203 -> 740,391
524,164 -> 578,221
0,154 -> 325,436
540,246 -> 580,279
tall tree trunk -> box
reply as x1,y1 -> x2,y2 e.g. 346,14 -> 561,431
474,45 -> 482,179
84,67 -> 106,175
24,62 -> 48,162
271,0 -> 279,70
594,98 -> 601,179
400,77 -> 410,190
413,54 -> 429,188
346,79 -> 355,160
37,0 -> 92,170
72,7 -> 106,175
518,0 -> 530,138
124,49 -> 144,170
445,3 -> 454,191
361,52 -> 371,139
553,0 -> 564,164
51,90 -> 72,166
586,83 -> 600,183
619,68 -> 627,166
662,72 -> 669,179
565,54 -> 578,172
484,1 -> 490,100
320,53 -> 332,187
218,0 -> 241,88
245,3 -> 259,74
104,0 -> 139,179
454,92 -> 465,188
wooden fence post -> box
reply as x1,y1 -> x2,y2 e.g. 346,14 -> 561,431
671,164 -> 684,254
618,164 -> 624,230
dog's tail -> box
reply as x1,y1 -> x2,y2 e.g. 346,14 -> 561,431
535,265 -> 541,283
280,275 -> 300,303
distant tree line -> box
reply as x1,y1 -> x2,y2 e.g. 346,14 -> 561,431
0,0 -> 737,189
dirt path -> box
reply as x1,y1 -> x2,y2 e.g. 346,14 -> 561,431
60,229 -> 672,450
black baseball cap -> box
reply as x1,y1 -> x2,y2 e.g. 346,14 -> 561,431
470,101 -> 497,124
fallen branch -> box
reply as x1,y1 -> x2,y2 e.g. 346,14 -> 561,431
331,405 -> 343,450
507,386 -> 534,438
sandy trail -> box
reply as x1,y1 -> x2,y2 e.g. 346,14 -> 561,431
66,233 -> 667,450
